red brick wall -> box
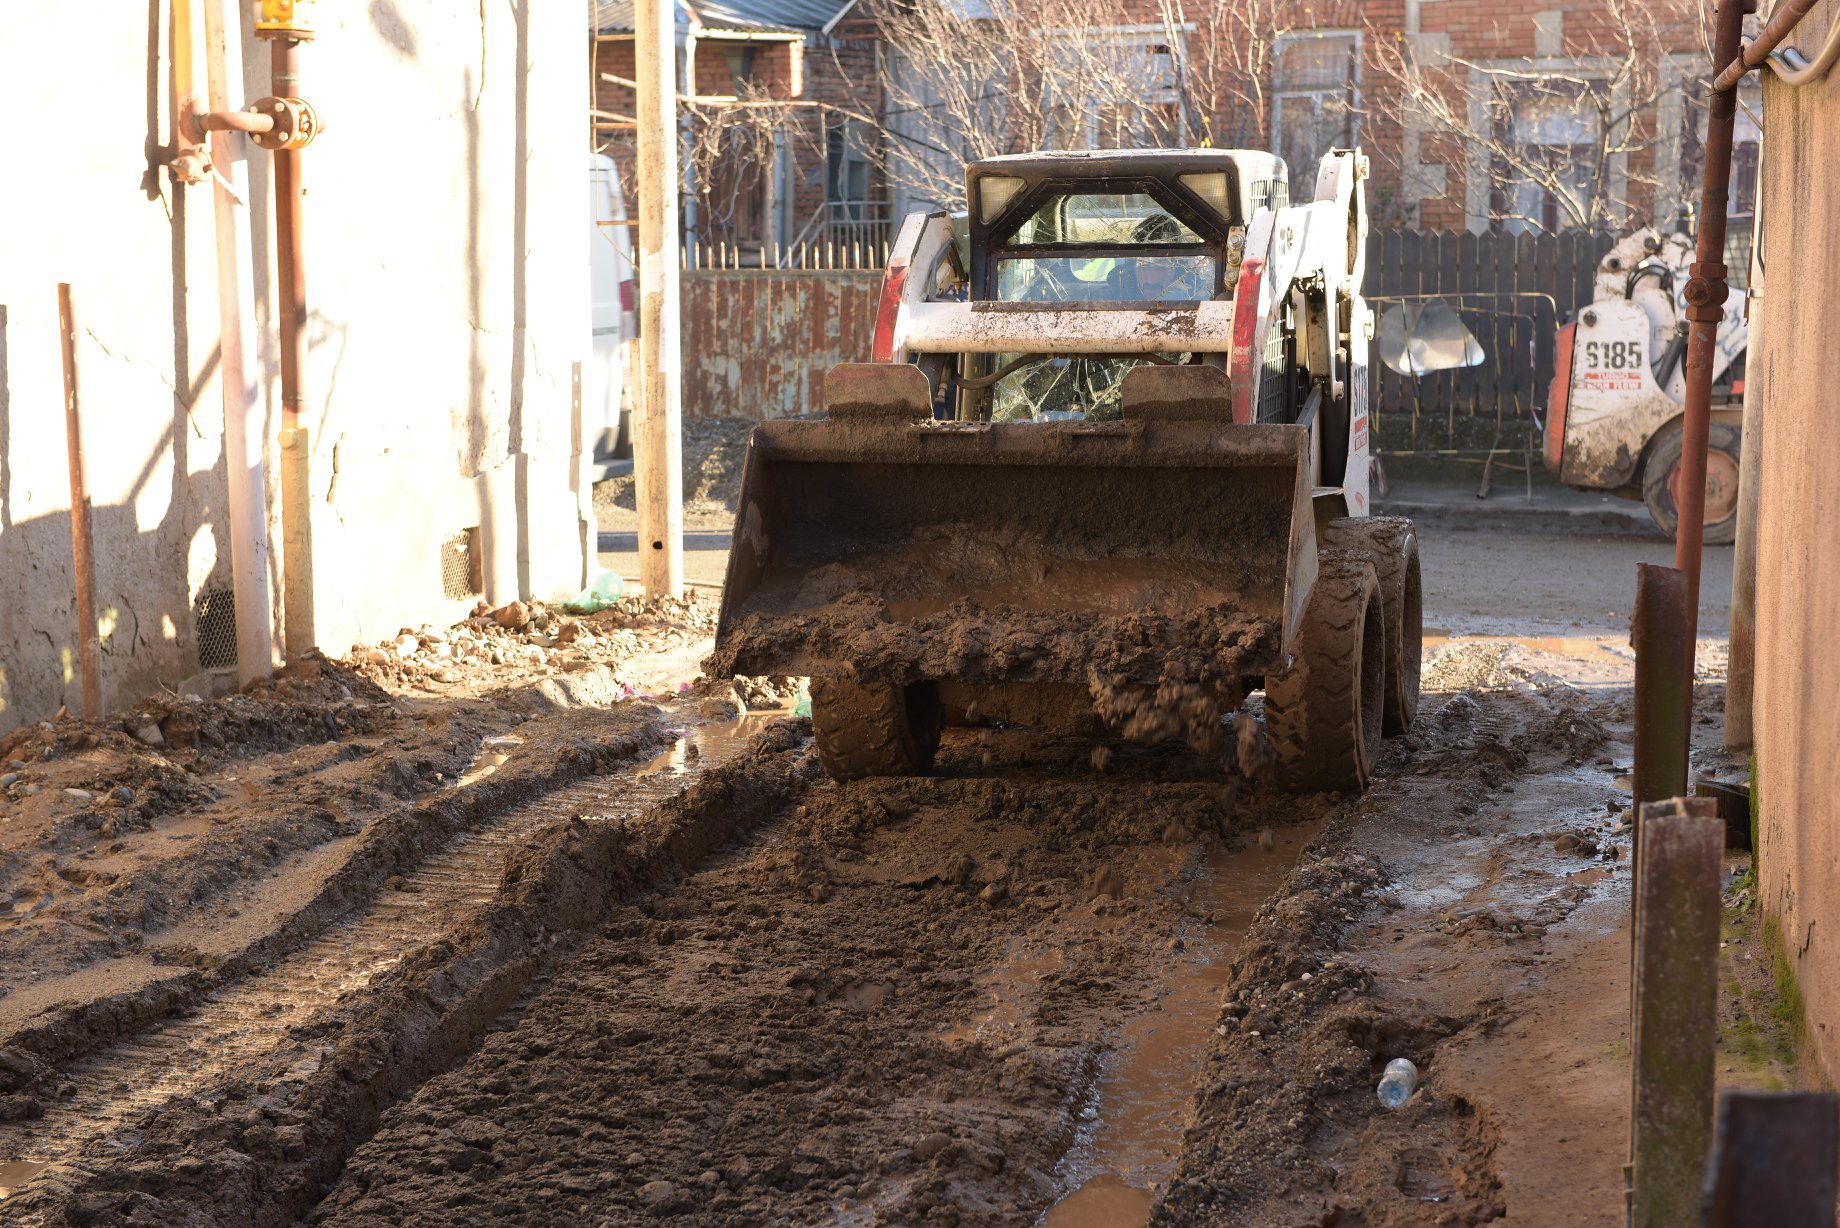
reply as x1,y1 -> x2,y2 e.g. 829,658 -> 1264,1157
599,0 -> 1707,238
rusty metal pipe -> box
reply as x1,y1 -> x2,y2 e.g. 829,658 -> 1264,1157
200,109 -> 277,135
1675,0 -> 1751,646
270,35 -> 314,658
57,283 -> 101,721
1714,0 -> 1822,89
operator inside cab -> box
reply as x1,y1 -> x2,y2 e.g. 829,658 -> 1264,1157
986,192 -> 1215,422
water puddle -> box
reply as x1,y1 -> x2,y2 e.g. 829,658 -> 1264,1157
0,1160 -> 49,1201
1043,820 -> 1324,1228
452,734 -> 525,788
937,947 -> 1068,1048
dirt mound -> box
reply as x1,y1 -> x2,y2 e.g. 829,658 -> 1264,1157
592,416 -> 759,520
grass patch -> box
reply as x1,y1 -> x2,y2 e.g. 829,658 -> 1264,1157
1764,915 -> 1808,1036
1749,750 -> 1760,858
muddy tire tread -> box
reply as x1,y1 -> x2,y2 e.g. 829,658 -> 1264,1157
1323,516 -> 1422,734
809,677 -> 941,781
1265,559 -> 1382,793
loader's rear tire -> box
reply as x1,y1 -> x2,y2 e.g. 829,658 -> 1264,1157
1265,558 -> 1385,793
810,676 -> 943,781
1324,516 -> 1422,734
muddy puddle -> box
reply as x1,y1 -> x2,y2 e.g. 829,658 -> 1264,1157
0,712 -> 783,1190
0,1160 -> 48,1203
452,733 -> 526,787
1043,820 -> 1325,1227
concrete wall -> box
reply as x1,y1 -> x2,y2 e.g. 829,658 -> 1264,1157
0,1 -> 590,730
1752,13 -> 1840,1082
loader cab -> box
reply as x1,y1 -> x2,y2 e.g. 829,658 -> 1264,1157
966,150 -> 1254,303
955,150 -> 1283,422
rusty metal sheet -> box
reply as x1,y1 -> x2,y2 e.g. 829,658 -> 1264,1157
1701,1089 -> 1839,1226
1628,800 -> 1722,1228
680,270 -> 881,420
1633,563 -> 1692,809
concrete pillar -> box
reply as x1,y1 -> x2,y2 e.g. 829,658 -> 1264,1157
1726,368 -> 1761,748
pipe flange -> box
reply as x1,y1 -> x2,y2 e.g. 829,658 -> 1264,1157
1683,275 -> 1729,309
248,96 -> 320,150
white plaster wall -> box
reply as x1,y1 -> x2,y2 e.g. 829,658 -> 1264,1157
1752,28 -> 1840,1081
0,0 -> 590,729
0,4 -> 230,725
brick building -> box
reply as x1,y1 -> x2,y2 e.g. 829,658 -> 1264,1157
597,0 -> 1757,244
593,0 -> 888,260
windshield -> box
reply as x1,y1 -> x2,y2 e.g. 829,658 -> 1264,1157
983,188 -> 1213,420
996,190 -> 1217,303
997,253 -> 1215,303
1010,191 -> 1201,245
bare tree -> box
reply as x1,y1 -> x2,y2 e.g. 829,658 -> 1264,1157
1367,0 -> 1701,232
872,0 -> 1305,213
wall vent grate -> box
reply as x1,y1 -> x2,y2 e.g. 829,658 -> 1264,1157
441,529 -> 483,601
194,588 -> 238,671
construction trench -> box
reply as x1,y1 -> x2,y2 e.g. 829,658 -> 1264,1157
0,499 -> 1775,1227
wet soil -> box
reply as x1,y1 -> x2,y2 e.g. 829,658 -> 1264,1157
594,417 -> 758,525
0,508 -> 1769,1228
311,734 -> 1336,1227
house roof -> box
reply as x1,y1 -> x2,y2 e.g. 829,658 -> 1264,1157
594,0 -> 858,36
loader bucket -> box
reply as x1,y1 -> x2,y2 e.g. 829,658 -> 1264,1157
711,365 -> 1319,695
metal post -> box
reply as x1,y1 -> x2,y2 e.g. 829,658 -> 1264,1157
636,0 -> 685,599
57,284 -> 101,722
1633,564 -> 1692,811
1701,1090 -> 1839,1226
1628,799 -> 1722,1228
1674,0 -> 1750,633
269,31 -> 315,657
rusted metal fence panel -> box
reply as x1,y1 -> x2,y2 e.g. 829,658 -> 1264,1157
1367,227 -> 1615,453
677,229 -> 1614,431
679,269 -> 881,419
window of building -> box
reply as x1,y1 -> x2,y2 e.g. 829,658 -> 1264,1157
1680,79 -> 1763,218
1270,31 -> 1360,180
1491,79 -> 1600,233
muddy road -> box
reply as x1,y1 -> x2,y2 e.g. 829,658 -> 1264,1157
0,505 -> 1744,1226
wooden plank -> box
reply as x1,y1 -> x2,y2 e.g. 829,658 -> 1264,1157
1457,228 -> 1483,423
1474,228 -> 1501,432
1522,232 -> 1553,417
1400,228 -> 1425,437
1436,229 -> 1460,441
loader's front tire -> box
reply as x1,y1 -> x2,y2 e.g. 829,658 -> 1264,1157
1265,558 -> 1385,793
810,676 -> 943,781
1324,516 -> 1422,734
1642,420 -> 1741,546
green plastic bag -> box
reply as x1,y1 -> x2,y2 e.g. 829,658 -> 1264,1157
559,568 -> 624,614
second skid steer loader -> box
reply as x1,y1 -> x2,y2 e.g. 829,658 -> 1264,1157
710,146 -> 1422,791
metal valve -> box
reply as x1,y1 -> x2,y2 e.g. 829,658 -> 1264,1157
247,96 -> 321,150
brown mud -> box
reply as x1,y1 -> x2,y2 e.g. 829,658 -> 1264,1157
715,596 -> 1274,748
309,732 -> 1336,1227
0,514 -> 1725,1228
1,720 -> 814,1226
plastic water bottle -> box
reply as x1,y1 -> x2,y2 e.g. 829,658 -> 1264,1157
1376,1057 -> 1419,1109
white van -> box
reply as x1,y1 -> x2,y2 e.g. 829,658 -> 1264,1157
588,153 -> 637,463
